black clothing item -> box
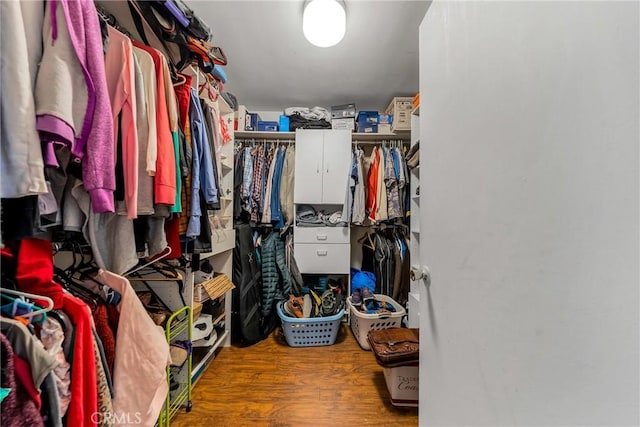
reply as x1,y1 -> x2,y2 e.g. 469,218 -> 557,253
233,148 -> 245,221
114,114 -> 125,202
1,196 -> 40,241
232,223 -> 264,345
287,113 -> 331,130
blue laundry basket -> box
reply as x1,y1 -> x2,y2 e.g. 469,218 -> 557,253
276,301 -> 344,347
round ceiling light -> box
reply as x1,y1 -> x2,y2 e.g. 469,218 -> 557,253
303,0 -> 346,48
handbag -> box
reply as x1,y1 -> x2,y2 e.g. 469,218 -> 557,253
367,328 -> 419,368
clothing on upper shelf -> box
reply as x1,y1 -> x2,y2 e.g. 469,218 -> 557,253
296,205 -> 346,227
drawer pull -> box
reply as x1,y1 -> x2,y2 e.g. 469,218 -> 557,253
316,250 -> 328,256
316,234 -> 327,241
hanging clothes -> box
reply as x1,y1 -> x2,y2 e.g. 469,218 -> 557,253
352,148 -> 366,225
50,0 -> 116,213
242,146 -> 254,215
174,73 -> 194,235
261,232 -> 292,318
261,145 -> 279,224
270,146 -> 287,229
105,25 -> 138,219
0,1 -> 47,199
186,87 -> 218,238
131,42 -> 176,207
384,147 -> 402,220
366,147 -> 381,222
279,145 -> 295,228
0,334 -> 45,427
375,149 -> 389,222
342,149 -> 357,225
250,144 -> 267,223
233,146 -> 246,221
200,100 -> 222,210
94,269 -> 170,427
131,48 -> 154,216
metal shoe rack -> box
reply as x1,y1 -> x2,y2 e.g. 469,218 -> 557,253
158,305 -> 193,426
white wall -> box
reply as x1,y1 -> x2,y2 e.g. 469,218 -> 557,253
418,1 -> 639,426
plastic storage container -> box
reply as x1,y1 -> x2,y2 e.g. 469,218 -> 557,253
347,295 -> 406,350
276,301 -> 344,347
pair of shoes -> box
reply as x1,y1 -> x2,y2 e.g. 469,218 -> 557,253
284,295 -> 304,318
321,289 -> 345,316
361,287 -> 374,300
351,290 -> 362,306
137,291 -> 173,328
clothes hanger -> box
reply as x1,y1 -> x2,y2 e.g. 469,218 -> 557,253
124,246 -> 173,277
173,72 -> 187,86
0,288 -> 53,321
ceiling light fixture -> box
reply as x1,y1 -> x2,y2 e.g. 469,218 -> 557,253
303,0 -> 346,48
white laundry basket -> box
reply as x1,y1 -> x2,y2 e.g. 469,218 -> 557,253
347,294 -> 405,350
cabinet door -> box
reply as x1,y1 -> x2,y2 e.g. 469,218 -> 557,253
321,130 -> 352,204
294,130 -> 324,204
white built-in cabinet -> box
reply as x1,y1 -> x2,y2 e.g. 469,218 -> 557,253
293,129 -> 352,275
294,129 -> 352,205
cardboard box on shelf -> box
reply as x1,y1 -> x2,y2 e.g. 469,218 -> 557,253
356,111 -> 379,133
332,118 -> 355,131
378,124 -> 392,134
258,121 -> 279,131
384,97 -> 414,132
331,103 -> 357,119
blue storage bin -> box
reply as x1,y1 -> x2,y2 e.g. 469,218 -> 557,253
276,302 -> 344,347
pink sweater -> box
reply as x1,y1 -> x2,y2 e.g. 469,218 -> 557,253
39,0 -> 116,213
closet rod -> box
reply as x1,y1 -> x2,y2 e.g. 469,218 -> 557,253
351,140 -> 410,145
235,138 -> 295,143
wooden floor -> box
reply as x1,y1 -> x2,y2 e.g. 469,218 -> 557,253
171,323 -> 418,427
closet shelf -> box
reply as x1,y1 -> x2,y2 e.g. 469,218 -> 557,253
200,229 -> 236,257
234,130 -> 411,141
191,330 -> 229,383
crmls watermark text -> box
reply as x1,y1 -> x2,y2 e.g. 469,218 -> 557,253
91,412 -> 142,424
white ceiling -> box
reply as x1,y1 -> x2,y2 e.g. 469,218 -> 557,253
189,1 -> 431,112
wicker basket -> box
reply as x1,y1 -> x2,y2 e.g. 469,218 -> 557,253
276,301 -> 344,347
347,294 -> 406,350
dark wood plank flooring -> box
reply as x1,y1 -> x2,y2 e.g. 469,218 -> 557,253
171,323 -> 418,426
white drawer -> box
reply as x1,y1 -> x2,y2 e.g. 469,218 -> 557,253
294,243 -> 351,274
294,227 -> 350,244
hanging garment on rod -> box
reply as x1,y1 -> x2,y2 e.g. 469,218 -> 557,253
352,147 -> 367,225
105,25 -> 139,220
279,144 -> 295,229
132,42 -> 177,207
0,1 -> 47,199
